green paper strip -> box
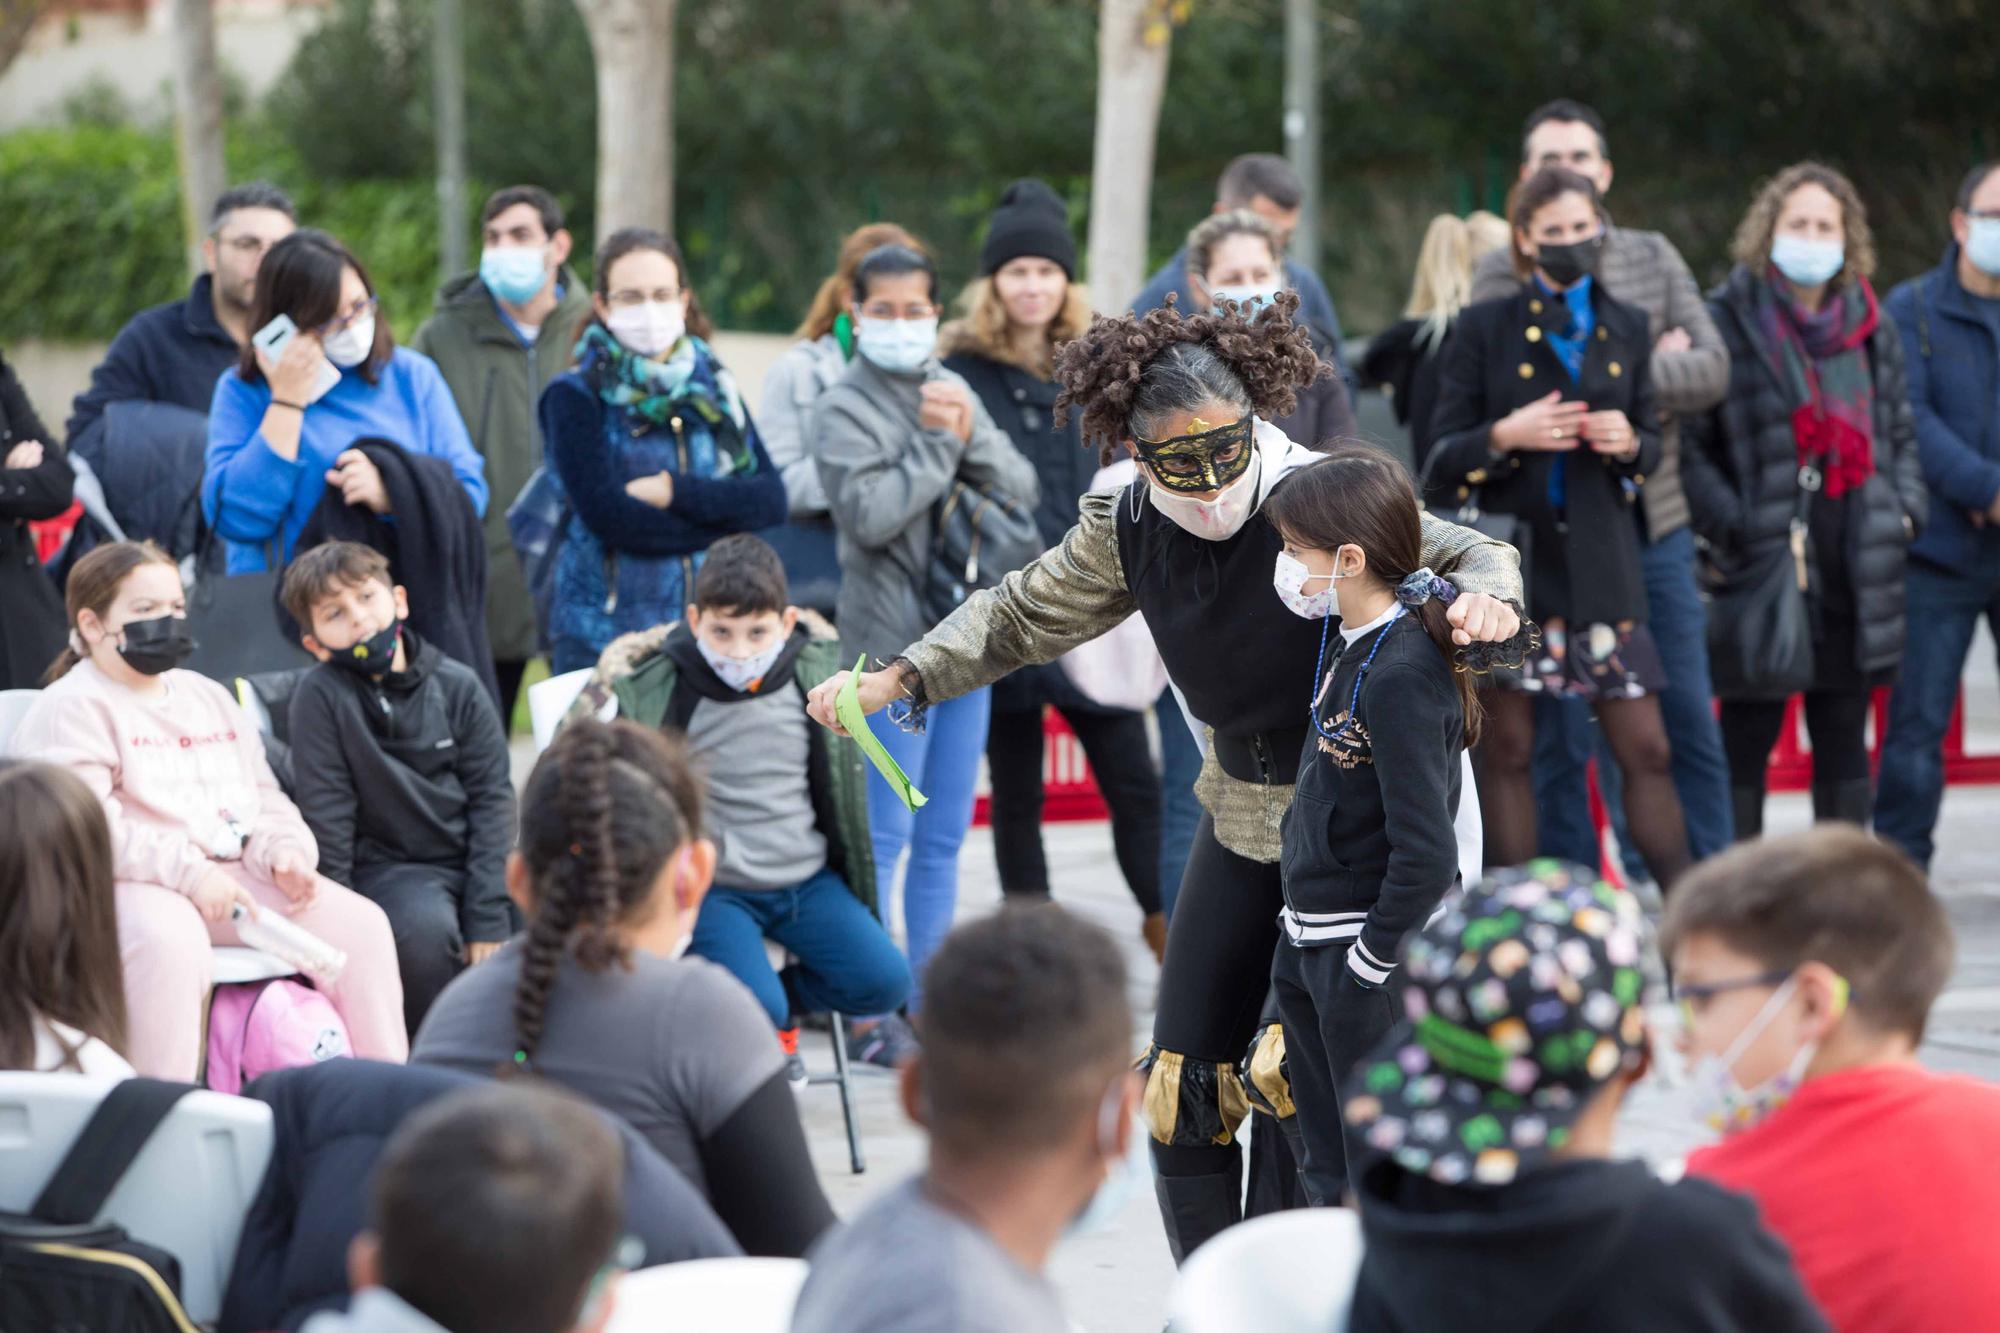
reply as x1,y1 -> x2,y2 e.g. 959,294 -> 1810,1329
838,654 -> 928,811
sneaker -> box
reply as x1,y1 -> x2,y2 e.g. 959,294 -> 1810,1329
778,1026 -> 808,1090
849,1013 -> 919,1070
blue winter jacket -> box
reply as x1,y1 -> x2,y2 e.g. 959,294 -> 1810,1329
1885,244 -> 2000,577
538,344 -> 786,660
204,346 -> 488,572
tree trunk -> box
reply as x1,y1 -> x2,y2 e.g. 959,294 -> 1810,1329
1282,0 -> 1320,274
1086,0 -> 1174,312
167,0 -> 227,276
573,0 -> 676,244
0,0 -> 53,80
434,0 -> 468,277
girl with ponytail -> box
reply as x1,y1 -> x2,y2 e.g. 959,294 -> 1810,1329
411,718 -> 834,1257
1259,445 -> 1518,1205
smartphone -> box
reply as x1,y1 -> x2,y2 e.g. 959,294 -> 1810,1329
252,313 -> 341,403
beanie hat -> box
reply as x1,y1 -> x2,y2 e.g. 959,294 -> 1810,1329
979,178 -> 1076,278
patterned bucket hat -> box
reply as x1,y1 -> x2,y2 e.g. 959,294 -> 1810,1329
1341,861 -> 1659,1187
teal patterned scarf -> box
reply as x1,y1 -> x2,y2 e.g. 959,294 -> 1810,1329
576,323 -> 756,474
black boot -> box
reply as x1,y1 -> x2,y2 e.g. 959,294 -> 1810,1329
1731,786 -> 1766,842
1812,777 -> 1873,827
1152,1148 -> 1243,1265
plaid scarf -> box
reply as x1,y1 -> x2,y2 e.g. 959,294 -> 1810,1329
576,324 -> 757,476
1753,271 -> 1879,498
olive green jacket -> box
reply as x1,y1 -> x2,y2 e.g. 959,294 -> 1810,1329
412,266 -> 591,662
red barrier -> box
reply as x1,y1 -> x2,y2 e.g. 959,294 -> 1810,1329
1762,688 -> 2000,790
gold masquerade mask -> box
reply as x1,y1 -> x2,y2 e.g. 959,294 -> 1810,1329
1132,415 -> 1256,493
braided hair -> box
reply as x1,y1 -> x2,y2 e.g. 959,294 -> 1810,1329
1052,292 -> 1322,465
508,719 -> 705,1072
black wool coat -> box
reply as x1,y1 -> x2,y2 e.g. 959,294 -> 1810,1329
1427,284 -> 1660,627
0,352 -> 73,689
1680,267 -> 1926,685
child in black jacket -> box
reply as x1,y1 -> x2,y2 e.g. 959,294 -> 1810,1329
1264,446 -> 1497,1206
283,542 -> 516,1035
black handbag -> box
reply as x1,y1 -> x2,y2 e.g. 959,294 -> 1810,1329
1703,468 -> 1816,700
921,478 -> 1043,624
180,478 -> 312,686
0,1079 -> 201,1333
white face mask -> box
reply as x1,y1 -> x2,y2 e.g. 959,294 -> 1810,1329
1146,448 -> 1260,540
321,314 -> 375,369
855,315 -> 938,374
1273,550 -> 1344,619
607,300 -> 686,358
697,636 -> 784,693
1210,282 -> 1283,315
1688,976 -> 1819,1136
1066,1089 -> 1151,1240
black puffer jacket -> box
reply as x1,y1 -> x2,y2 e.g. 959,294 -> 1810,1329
1681,266 -> 1926,683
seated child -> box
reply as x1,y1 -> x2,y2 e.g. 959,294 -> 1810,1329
578,533 -> 910,1077
301,1081 -> 626,1333
1342,863 -> 1828,1333
14,540 -> 405,1079
1668,828 -> 2000,1333
0,758 -> 134,1076
283,542 -> 517,1033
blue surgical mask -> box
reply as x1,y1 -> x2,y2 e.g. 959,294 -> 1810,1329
480,245 -> 549,306
1066,1091 -> 1151,1240
855,316 -> 938,374
1211,283 -> 1282,315
1770,234 -> 1845,287
1967,217 -> 2000,279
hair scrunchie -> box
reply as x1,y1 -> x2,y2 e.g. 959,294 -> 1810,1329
1396,567 -> 1458,607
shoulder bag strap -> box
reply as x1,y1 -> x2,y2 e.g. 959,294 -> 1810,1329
29,1078 -> 200,1224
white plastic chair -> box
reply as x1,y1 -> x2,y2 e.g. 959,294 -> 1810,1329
0,1072 -> 275,1325
528,668 -> 596,753
604,1256 -> 808,1333
0,688 -> 41,755
1168,1207 -> 1363,1333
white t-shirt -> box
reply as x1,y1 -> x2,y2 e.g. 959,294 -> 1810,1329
31,1018 -> 135,1078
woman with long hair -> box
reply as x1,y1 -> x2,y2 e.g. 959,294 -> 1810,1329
0,759 -> 133,1075
538,228 -> 786,673
1428,167 -> 1689,890
1682,163 -> 1924,835
414,718 -> 834,1257
1360,211 -> 1511,470
806,296 -> 1523,1263
941,180 -> 1166,961
12,541 -> 407,1078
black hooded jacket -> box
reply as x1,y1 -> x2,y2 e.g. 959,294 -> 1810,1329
1349,1157 -> 1830,1333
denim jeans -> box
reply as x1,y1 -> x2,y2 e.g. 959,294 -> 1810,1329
1155,688 -> 1205,921
1534,525 -> 1734,870
688,867 -> 912,1029
1877,559 -> 2000,869
867,687 -> 991,1011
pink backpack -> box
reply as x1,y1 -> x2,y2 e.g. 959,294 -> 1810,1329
205,978 -> 351,1095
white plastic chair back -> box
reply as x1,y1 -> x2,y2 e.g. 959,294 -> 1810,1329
605,1257 -> 808,1333
0,1072 -> 275,1324
1168,1207 -> 1363,1333
527,668 -> 595,753
0,688 -> 41,756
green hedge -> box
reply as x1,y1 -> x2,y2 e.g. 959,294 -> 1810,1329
0,122 -> 479,345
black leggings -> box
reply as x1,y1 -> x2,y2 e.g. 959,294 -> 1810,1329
986,704 -> 1163,915
1720,689 -> 1873,792
1477,690 -> 1690,889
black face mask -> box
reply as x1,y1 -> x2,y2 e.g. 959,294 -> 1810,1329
116,614 -> 196,676
326,620 -> 402,677
1536,233 -> 1604,288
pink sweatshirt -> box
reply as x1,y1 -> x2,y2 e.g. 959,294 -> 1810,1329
14,661 -> 317,896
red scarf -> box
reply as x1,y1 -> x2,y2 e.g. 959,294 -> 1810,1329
1755,271 -> 1879,498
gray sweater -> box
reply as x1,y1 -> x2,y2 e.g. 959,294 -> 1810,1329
1472,222 -> 1729,539
759,333 -> 846,516
813,354 -> 1040,670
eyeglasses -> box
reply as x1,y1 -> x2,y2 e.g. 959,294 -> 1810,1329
313,294 -> 378,337
1672,969 -> 1792,1028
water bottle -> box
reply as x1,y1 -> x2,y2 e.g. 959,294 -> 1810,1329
232,903 -> 348,983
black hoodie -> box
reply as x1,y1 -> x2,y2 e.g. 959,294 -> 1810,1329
1349,1157 -> 1830,1333
288,631 -> 517,942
